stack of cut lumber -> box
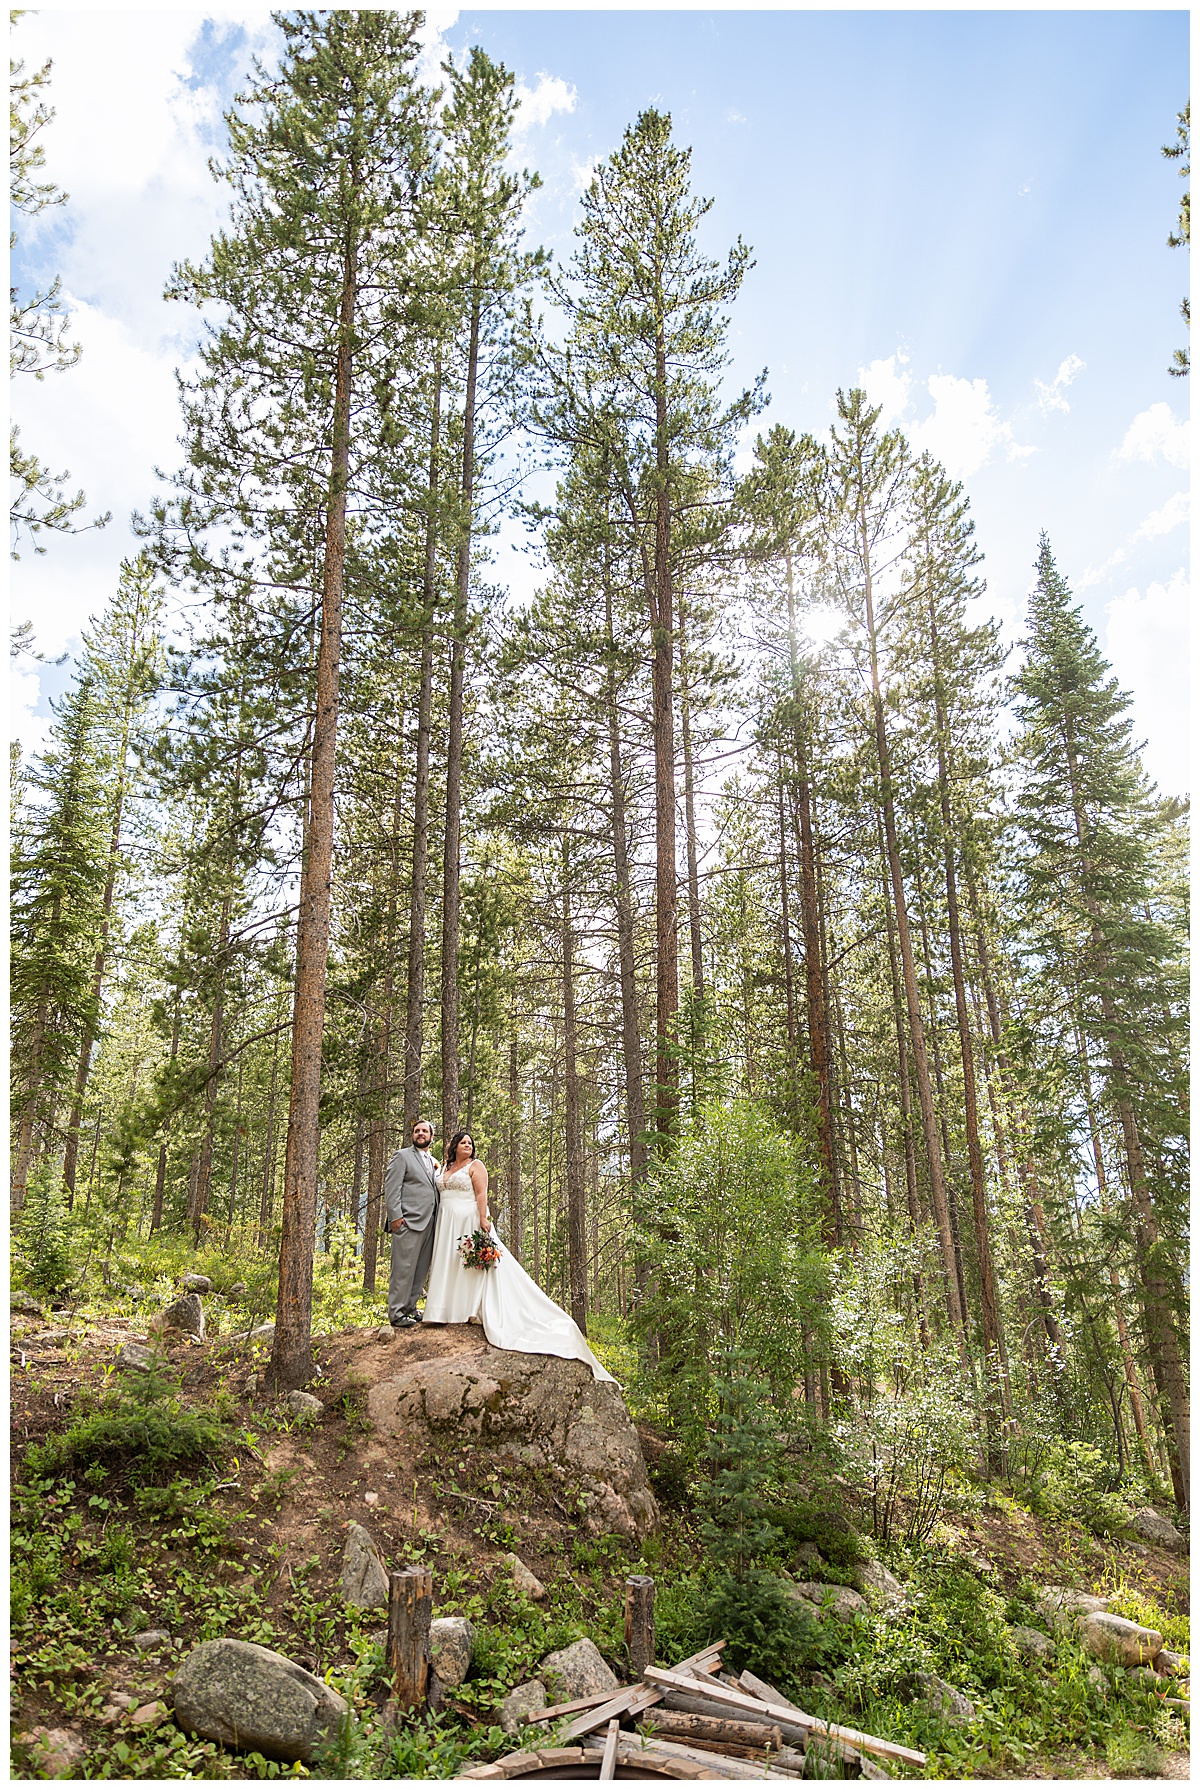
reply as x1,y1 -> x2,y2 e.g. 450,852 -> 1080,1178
462,1640 -> 927,1781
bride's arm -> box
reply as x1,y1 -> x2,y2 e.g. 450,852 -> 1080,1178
469,1160 -> 490,1230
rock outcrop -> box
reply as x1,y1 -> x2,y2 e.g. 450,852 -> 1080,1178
1131,1506 -> 1185,1552
171,1639 -> 348,1763
367,1338 -> 657,1539
540,1638 -> 619,1703
1080,1612 -> 1164,1669
340,1522 -> 389,1610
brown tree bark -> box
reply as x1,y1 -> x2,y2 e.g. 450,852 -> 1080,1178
859,521 -> 967,1365
441,284 -> 481,1148
603,569 -> 649,1227
561,853 -> 588,1333
269,208 -> 357,1393
403,357 -> 441,1132
677,589 -> 706,1056
507,1034 -> 523,1260
924,584 -> 1006,1467
877,819 -> 931,1352
650,321 -> 679,1144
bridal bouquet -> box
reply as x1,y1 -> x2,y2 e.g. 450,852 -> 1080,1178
459,1228 -> 501,1271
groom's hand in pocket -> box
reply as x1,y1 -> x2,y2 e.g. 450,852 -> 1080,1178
390,1217 -> 406,1233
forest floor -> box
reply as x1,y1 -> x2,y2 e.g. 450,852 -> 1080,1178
9,1298 -> 1191,1781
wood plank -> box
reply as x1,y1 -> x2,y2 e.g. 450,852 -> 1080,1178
560,1642 -> 725,1742
642,1667 -> 926,1769
529,1685 -> 632,1724
737,1672 -> 888,1775
619,1732 -> 794,1779
599,1717 -> 620,1780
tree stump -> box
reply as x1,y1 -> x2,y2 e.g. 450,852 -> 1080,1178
387,1565 -> 433,1714
624,1573 -> 655,1679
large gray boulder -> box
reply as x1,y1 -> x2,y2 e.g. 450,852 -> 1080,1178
1010,1625 -> 1055,1662
367,1344 -> 657,1539
540,1638 -> 619,1703
793,1582 -> 867,1621
1079,1612 -> 1163,1668
340,1522 -> 389,1610
430,1616 -> 475,1688
1036,1586 -> 1110,1634
504,1552 -> 547,1601
897,1671 -> 975,1724
184,1274 -> 212,1294
171,1639 -> 348,1763
1131,1507 -> 1185,1551
499,1679 -> 547,1733
157,1292 -> 204,1339
854,1560 -> 905,1605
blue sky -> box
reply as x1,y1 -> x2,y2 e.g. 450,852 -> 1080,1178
10,6 -> 1190,791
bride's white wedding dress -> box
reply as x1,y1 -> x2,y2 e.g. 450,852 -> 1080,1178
422,1165 -> 614,1382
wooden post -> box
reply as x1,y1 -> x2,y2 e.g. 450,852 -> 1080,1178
599,1715 -> 620,1779
624,1573 -> 655,1679
387,1564 -> 432,1713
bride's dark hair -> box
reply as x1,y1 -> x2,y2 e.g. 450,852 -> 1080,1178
446,1131 -> 475,1169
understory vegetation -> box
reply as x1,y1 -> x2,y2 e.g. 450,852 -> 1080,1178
9,1242 -> 1190,1780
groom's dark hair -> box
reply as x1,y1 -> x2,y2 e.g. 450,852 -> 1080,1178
412,1117 -> 433,1135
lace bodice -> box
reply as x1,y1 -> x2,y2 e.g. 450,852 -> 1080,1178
439,1165 -> 475,1193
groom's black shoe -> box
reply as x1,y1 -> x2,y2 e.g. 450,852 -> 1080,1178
393,1315 -> 417,1330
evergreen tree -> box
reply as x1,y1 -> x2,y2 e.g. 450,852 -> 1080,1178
1012,534 -> 1190,1505
9,12 -> 107,554
1163,100 -> 1189,377
155,10 -> 432,1389
11,676 -> 109,1210
535,107 -> 764,1151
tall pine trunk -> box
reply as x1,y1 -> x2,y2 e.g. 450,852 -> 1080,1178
561,852 -> 587,1332
860,516 -> 967,1363
650,324 -> 679,1143
603,573 -> 648,1228
442,288 -> 481,1147
270,210 -> 357,1393
403,358 -> 441,1131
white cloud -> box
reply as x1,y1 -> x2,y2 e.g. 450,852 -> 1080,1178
1134,489 -> 1189,540
514,73 -> 577,133
1034,353 -> 1085,415
1117,402 -> 1190,470
857,355 -> 1033,477
909,374 -> 1035,480
1104,569 -> 1190,795
858,353 -> 913,428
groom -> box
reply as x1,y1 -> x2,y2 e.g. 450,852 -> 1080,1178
383,1118 -> 440,1330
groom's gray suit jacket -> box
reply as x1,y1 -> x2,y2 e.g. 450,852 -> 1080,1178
383,1146 -> 439,1233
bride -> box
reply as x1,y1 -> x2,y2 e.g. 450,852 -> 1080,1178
422,1130 -> 614,1383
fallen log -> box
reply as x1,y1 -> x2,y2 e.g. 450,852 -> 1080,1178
657,1690 -> 811,1750
737,1670 -> 889,1778
641,1711 -> 784,1750
615,1731 -> 794,1779
643,1666 -> 926,1770
560,1642 -> 725,1741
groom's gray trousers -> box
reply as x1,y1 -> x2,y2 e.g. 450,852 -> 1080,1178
383,1146 -> 439,1323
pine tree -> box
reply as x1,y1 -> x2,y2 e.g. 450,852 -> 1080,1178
9,13 -> 107,554
1163,100 -> 1189,377
11,676 -> 109,1209
1012,534 -> 1190,1505
156,11 -> 432,1388
536,107 -> 763,1150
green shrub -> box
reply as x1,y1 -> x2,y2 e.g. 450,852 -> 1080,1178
1104,1726 -> 1165,1777
23,1360 -> 231,1485
701,1567 -> 828,1690
15,1164 -> 75,1298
